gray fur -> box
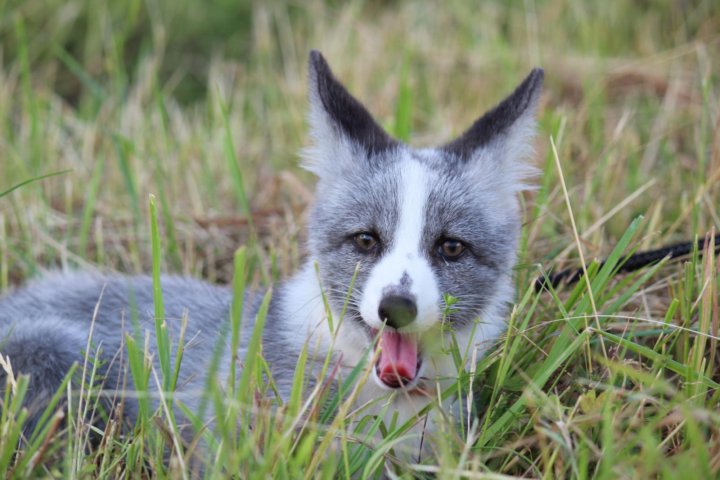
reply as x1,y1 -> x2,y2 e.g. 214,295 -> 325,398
308,158 -> 402,324
0,51 -> 543,447
0,273 -> 237,431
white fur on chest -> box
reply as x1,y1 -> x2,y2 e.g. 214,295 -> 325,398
276,263 -> 505,449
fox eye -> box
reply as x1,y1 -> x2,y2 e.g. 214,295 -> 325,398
438,238 -> 465,259
353,232 -> 378,251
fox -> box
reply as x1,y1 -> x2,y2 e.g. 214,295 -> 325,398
0,50 -> 543,457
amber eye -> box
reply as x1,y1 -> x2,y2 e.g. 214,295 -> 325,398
353,232 -> 378,251
438,239 -> 465,259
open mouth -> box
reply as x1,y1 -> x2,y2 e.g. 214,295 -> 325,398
371,329 -> 423,389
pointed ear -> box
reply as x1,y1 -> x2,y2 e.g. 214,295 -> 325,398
302,50 -> 396,177
443,68 -> 544,190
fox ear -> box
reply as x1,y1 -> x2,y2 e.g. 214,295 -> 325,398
303,50 -> 396,177
444,68 -> 544,190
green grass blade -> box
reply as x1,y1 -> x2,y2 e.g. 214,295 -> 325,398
149,194 -> 171,390
595,329 -> 720,389
237,288 -> 272,416
0,169 -> 72,198
228,246 -> 248,393
393,56 -> 412,142
478,329 -> 590,446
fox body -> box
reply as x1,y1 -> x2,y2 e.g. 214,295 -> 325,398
0,52 -> 543,452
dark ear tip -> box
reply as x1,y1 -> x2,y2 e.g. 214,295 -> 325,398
308,50 -> 327,73
441,67 -> 545,157
526,67 -> 545,93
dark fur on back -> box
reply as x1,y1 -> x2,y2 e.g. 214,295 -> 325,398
0,273 -> 235,435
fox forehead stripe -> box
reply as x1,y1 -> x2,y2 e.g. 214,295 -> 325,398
357,154 -> 442,330
394,157 -> 431,258
379,156 -> 441,328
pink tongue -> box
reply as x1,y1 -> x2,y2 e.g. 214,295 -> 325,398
377,331 -> 418,387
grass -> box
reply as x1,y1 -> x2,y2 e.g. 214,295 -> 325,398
0,0 -> 719,477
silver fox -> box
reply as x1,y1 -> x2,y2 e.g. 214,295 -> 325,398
0,51 -> 543,451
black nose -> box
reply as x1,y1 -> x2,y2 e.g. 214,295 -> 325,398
378,295 -> 417,329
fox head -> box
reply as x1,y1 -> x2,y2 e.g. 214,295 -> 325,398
301,51 -> 543,391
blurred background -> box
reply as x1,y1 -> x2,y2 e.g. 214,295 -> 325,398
0,0 -> 718,288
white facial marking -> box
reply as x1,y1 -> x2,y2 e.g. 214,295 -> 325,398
281,264 -> 369,368
360,155 -> 441,331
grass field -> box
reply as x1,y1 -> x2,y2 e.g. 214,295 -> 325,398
1,0 -> 719,477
